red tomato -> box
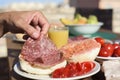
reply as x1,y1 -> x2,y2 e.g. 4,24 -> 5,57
98,43 -> 114,57
99,48 -> 111,57
66,62 -> 78,77
102,43 -> 114,54
76,62 -> 82,72
51,61 -> 95,78
52,68 -> 65,78
95,37 -> 105,45
74,62 -> 84,76
81,61 -> 95,74
112,43 -> 120,49
113,47 -> 120,57
62,67 -> 70,78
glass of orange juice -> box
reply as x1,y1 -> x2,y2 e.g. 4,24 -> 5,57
48,26 -> 69,48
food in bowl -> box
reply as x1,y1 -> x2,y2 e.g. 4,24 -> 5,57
60,14 -> 99,25
60,14 -> 103,35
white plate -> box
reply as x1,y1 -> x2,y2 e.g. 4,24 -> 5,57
97,56 -> 120,60
13,61 -> 100,80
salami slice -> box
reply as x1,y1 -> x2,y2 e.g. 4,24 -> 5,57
20,36 -> 64,68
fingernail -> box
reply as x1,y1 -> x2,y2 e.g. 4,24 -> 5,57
32,32 -> 39,39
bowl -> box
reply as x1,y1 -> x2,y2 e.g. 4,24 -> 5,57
65,22 -> 103,36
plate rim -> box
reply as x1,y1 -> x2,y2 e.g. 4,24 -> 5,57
13,61 -> 100,80
97,56 -> 120,60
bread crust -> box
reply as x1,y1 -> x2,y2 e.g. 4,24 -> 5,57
19,54 -> 67,75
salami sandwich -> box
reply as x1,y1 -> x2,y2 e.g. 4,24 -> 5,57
19,36 -> 67,75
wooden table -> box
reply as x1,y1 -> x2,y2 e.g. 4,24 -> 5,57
2,30 -> 120,80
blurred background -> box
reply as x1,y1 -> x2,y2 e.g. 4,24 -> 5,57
0,0 -> 74,26
0,0 -> 120,33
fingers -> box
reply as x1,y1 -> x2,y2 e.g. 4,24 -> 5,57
30,14 -> 39,27
37,13 -> 50,35
30,12 -> 50,37
14,11 -> 50,39
19,23 -> 40,39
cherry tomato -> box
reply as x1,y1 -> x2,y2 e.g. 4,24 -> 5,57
62,67 -> 70,78
81,61 -> 95,74
66,62 -> 78,77
113,47 -> 120,57
51,61 -> 95,78
98,43 -> 115,57
99,48 -> 111,57
52,68 -> 65,78
102,43 -> 114,54
95,37 -> 105,45
76,62 -> 82,73
112,43 -> 120,49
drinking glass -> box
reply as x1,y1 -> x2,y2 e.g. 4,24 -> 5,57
48,26 -> 69,48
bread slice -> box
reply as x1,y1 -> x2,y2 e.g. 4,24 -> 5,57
19,54 -> 67,75
61,39 -> 101,63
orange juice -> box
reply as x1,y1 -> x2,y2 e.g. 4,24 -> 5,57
48,27 -> 69,48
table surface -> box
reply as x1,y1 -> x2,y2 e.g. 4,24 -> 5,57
1,29 -> 120,80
